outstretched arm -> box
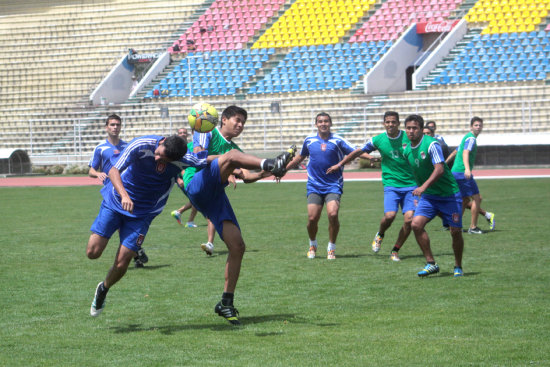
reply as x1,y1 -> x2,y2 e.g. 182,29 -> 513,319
233,168 -> 272,183
326,148 -> 363,174
286,153 -> 305,171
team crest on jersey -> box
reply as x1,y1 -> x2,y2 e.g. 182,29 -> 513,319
452,213 -> 461,223
420,151 -> 426,160
136,234 -> 145,247
402,143 -> 407,149
321,143 -> 327,151
113,149 -> 120,154
156,162 -> 166,173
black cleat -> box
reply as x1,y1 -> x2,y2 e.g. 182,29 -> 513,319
215,301 -> 241,325
135,248 -> 148,263
270,145 -> 297,177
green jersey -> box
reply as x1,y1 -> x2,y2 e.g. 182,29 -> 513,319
362,130 -> 416,187
403,135 -> 459,197
451,132 -> 477,173
183,127 -> 242,188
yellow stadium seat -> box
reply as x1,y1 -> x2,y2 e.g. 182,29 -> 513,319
525,23 -> 535,32
498,25 -> 508,32
508,24 -> 517,32
478,13 -> 487,22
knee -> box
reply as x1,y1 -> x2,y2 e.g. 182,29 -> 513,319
383,212 -> 397,223
327,212 -> 339,225
230,241 -> 246,256
86,244 -> 102,259
410,220 -> 423,233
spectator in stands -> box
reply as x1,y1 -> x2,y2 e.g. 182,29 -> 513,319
88,114 -> 148,268
171,127 -> 200,229
172,42 -> 181,52
449,117 -> 496,234
285,112 -> 356,260
186,39 -> 196,52
426,120 -> 449,159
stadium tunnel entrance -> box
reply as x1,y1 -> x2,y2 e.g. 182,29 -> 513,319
0,149 -> 31,176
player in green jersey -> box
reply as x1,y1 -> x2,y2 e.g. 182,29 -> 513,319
327,111 -> 417,262
449,117 -> 495,233
403,114 -> 464,277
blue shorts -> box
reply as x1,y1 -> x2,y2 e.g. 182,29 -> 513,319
452,172 -> 480,198
414,192 -> 463,228
185,158 -> 239,241
90,201 -> 155,252
383,186 -> 417,214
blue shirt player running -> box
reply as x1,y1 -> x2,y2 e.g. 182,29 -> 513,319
327,111 -> 417,262
286,112 -> 356,260
87,134 -> 209,317
403,114 -> 464,278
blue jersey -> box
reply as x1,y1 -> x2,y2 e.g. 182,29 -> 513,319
88,139 -> 127,184
100,135 -> 208,217
300,132 -> 356,195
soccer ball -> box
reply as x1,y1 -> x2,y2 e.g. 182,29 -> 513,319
188,102 -> 219,133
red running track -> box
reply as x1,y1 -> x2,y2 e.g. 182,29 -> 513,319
1,168 -> 549,187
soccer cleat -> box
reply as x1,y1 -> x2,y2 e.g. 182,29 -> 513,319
90,282 -> 107,317
135,248 -> 148,264
185,221 -> 198,228
327,249 -> 336,260
390,251 -> 401,262
215,301 -> 241,325
171,210 -> 182,225
486,212 -> 495,231
270,144 -> 297,177
468,227 -> 483,234
454,266 -> 464,277
200,242 -> 214,256
417,263 -> 440,277
372,233 -> 382,253
307,246 -> 317,259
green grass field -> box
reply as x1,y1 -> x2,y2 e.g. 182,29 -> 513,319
1,178 -> 549,366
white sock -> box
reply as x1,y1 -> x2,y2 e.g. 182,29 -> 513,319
485,212 -> 492,219
309,239 -> 318,248
327,242 -> 336,251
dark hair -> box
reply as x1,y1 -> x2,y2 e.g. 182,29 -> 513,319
222,105 -> 247,122
426,120 -> 436,129
383,111 -> 399,121
470,116 -> 483,126
315,112 -> 332,124
105,114 -> 121,125
404,114 -> 425,129
162,135 -> 188,161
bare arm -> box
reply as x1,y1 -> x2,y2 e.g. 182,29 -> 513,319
445,149 -> 457,165
286,153 -> 306,170
233,168 -> 272,184
412,163 -> 444,197
463,149 -> 472,179
108,167 -> 133,213
88,166 -> 107,182
326,148 -> 363,174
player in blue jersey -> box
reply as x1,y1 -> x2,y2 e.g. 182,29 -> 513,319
327,111 -> 417,262
87,134 -> 209,317
183,105 -> 295,325
88,114 -> 148,267
88,114 -> 127,184
403,115 -> 464,277
286,112 -> 356,260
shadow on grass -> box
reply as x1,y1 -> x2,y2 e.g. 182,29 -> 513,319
110,314 -> 309,334
129,264 -> 171,271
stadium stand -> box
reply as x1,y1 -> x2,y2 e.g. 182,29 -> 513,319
0,0 -> 549,166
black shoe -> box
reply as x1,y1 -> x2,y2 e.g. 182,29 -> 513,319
467,227 -> 483,234
215,301 -> 241,325
134,259 -> 144,268
135,248 -> 148,264
90,282 -> 107,317
270,145 -> 297,177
